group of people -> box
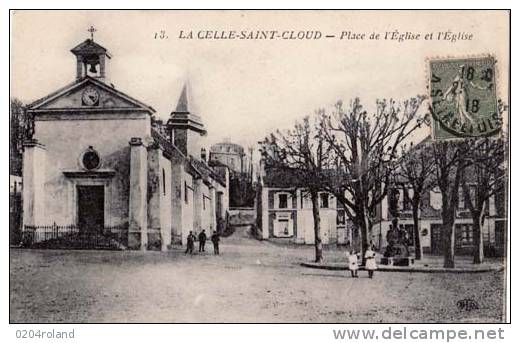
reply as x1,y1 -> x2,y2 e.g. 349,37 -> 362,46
184,229 -> 221,255
347,245 -> 377,278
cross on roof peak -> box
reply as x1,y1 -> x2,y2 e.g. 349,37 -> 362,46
87,26 -> 97,40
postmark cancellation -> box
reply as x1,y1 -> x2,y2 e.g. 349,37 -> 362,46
429,56 -> 501,140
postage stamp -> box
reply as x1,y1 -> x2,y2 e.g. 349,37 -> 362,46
429,56 -> 500,140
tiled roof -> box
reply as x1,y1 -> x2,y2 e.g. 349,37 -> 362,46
70,39 -> 110,57
151,128 -> 226,187
190,157 -> 226,186
208,159 -> 229,168
262,167 -> 306,188
150,128 -> 185,159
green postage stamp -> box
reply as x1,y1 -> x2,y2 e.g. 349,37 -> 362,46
429,56 -> 501,140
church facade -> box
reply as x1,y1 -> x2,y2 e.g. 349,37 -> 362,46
22,36 -> 229,250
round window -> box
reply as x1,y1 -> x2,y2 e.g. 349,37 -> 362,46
82,147 -> 101,170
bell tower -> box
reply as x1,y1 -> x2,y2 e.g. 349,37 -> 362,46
70,26 -> 111,81
166,82 -> 207,157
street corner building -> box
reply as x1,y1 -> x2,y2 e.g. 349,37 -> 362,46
21,36 -> 229,250
255,167 -> 352,246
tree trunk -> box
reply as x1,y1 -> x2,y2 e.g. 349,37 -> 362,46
472,211 -> 485,264
357,214 -> 370,265
310,190 -> 323,263
441,160 -> 465,269
412,205 -> 423,260
442,217 -> 455,268
441,199 -> 456,268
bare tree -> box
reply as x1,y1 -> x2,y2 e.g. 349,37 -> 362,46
260,115 -> 331,263
395,142 -> 435,260
461,137 -> 506,264
10,98 -> 33,176
430,139 -> 469,268
321,96 -> 426,262
430,101 -> 506,268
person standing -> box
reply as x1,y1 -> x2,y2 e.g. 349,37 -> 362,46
198,230 -> 207,252
347,250 -> 359,278
211,230 -> 220,255
185,231 -> 195,254
364,245 -> 377,278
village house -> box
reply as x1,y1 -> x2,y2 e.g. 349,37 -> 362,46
255,144 -> 506,256
370,176 -> 507,257
255,166 -> 351,245
21,34 -> 229,250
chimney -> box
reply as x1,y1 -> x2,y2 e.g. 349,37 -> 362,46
201,148 -> 207,162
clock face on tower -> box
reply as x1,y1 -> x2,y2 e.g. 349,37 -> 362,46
81,87 -> 100,106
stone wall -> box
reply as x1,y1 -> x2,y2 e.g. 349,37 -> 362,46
146,147 -> 173,250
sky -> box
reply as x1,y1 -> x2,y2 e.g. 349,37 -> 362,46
10,10 -> 509,150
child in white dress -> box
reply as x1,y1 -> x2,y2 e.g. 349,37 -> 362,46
364,245 -> 377,278
347,250 -> 359,278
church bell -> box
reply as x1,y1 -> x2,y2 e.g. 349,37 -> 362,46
89,63 -> 98,73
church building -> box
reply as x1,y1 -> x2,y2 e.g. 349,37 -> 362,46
22,32 -> 229,250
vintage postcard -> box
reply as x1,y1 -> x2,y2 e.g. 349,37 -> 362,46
9,10 -> 510,325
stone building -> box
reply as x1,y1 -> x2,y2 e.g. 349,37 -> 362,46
210,140 -> 256,208
371,183 -> 507,257
255,167 -> 350,245
209,140 -> 250,175
22,35 -> 228,250
369,134 -> 507,257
